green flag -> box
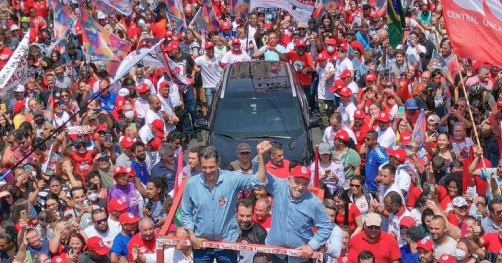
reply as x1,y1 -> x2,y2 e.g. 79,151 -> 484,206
387,0 -> 406,49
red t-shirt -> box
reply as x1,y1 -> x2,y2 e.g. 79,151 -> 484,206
335,204 -> 361,231
285,51 -> 314,86
447,212 -> 461,227
0,47 -> 13,70
127,233 -> 157,262
406,185 -> 422,208
347,232 -> 401,263
482,232 -> 502,253
70,151 -> 95,178
33,0 -> 47,18
353,123 -> 370,153
253,214 -> 271,231
266,160 -> 291,179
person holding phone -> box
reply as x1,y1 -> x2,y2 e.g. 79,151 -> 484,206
252,31 -> 286,61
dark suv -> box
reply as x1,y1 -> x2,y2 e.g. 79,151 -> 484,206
195,61 -> 320,166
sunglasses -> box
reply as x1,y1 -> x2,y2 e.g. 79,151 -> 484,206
350,184 -> 361,188
94,218 -> 108,225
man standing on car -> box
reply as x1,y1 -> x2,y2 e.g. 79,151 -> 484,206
180,142 -> 271,263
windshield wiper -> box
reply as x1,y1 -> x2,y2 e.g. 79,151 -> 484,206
240,135 -> 292,140
213,132 -> 235,140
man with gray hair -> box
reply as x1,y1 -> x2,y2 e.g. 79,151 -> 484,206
135,67 -> 156,94
181,142 -> 271,263
127,217 -> 156,262
151,143 -> 177,191
451,122 -> 474,160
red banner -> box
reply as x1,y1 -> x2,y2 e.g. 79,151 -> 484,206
442,0 -> 502,66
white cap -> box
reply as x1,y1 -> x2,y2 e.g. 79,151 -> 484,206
97,11 -> 106,20
118,88 -> 130,97
10,24 -> 18,31
13,84 -> 25,93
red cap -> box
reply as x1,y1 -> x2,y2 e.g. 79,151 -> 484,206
115,96 -> 125,111
416,238 -> 434,251
222,21 -> 231,30
393,148 -> 407,163
13,101 -> 24,113
52,255 -> 70,263
119,212 -> 140,225
159,81 -> 169,91
125,166 -> 135,177
354,109 -> 365,119
437,255 -> 455,263
139,39 -> 150,48
497,98 -> 502,108
340,69 -> 352,79
164,30 -> 174,38
369,11 -> 378,18
231,38 -> 241,45
339,42 -> 348,51
338,87 -> 352,97
113,166 -> 127,177
97,123 -> 107,132
296,39 -> 306,47
150,137 -> 162,151
120,136 -> 134,148
329,79 -> 346,93
326,38 -> 336,46
164,41 -> 180,52
351,41 -> 364,53
205,42 -> 214,49
400,131 -> 412,146
86,236 -> 110,256
152,119 -> 165,137
365,73 -> 377,82
317,53 -> 327,61
335,130 -> 350,142
290,165 -> 311,180
399,216 -> 416,228
108,198 -> 128,212
136,83 -> 150,94
377,111 -> 390,122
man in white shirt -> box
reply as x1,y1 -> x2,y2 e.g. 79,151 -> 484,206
340,69 -> 359,95
374,164 -> 406,232
376,111 -> 396,149
405,32 -> 426,70
194,42 -> 222,114
338,87 -> 356,129
134,83 -> 151,119
220,38 -> 250,68
252,31 -> 286,62
135,67 -> 157,94
83,209 -> 119,248
139,119 -> 165,144
156,82 -> 177,133
139,227 -> 193,263
322,112 -> 357,147
334,43 -> 354,79
386,148 -> 412,199
316,53 -> 335,129
385,192 -> 413,247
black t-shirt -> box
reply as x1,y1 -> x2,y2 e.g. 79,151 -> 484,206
239,222 -> 268,244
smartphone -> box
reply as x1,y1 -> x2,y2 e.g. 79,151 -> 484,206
0,103 -> 5,110
129,123 -> 137,130
20,210 -> 28,222
26,250 -> 32,263
105,134 -> 112,143
427,184 -> 436,199
453,104 -> 459,110
398,106 -> 405,115
24,164 -> 30,172
325,169 -> 331,176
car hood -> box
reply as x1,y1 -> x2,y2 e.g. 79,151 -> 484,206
209,134 -> 310,166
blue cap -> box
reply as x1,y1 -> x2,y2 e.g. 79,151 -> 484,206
405,98 -> 419,110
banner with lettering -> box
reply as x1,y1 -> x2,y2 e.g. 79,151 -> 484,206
442,0 -> 502,66
249,0 -> 315,25
0,30 -> 30,94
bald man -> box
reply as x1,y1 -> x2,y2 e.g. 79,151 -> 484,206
128,218 -> 157,262
135,67 -> 156,94
141,227 -> 193,263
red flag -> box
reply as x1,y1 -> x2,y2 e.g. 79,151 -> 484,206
173,147 -> 184,197
442,1 -> 502,66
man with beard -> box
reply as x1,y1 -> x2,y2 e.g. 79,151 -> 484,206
127,217 -> 157,262
151,143 -> 176,190
265,143 -> 290,179
384,192 -> 412,248
145,95 -> 171,138
54,62 -> 72,90
347,213 -> 400,263
230,143 -> 253,175
236,198 -> 267,263
83,209 -> 118,248
416,238 -> 435,263
77,236 -> 111,263
466,65 -> 493,91
415,82 -> 437,115
353,110 -> 371,153
426,216 -> 457,259
364,130 -> 389,194
32,109 -> 54,138
91,78 -> 118,113
131,141 -> 150,185
263,164 -> 333,262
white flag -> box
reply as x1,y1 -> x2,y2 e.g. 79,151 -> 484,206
0,30 -> 30,94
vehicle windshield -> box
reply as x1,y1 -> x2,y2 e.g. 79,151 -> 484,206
213,98 -> 304,138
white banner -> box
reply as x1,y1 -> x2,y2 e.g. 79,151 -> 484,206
249,0 -> 314,25
113,40 -> 164,82
0,30 -> 30,94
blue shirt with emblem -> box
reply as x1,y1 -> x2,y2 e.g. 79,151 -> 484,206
181,170 -> 264,242
131,161 -> 150,185
365,145 -> 389,191
90,92 -> 118,112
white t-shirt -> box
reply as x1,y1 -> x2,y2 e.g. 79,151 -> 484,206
136,78 -> 157,94
157,78 -> 182,108
83,226 -> 118,248
340,103 -> 356,127
134,97 -> 150,119
347,81 -> 359,94
388,209 -> 413,247
139,124 -> 156,144
379,182 -> 405,231
309,161 -> 345,191
426,236 -> 457,259
53,111 -> 72,128
405,44 -> 426,68
194,55 -> 222,89
451,137 -> 475,160
376,126 -> 397,149
317,62 -> 335,100
334,57 -> 354,79
221,50 -> 251,65
157,94 -> 176,133
322,126 -> 357,148
144,247 -> 193,263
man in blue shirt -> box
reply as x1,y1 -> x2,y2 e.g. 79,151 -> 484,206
151,143 -> 182,192
91,78 -> 118,112
131,141 -> 150,185
364,130 -> 389,194
264,164 -> 333,263
181,142 -> 270,263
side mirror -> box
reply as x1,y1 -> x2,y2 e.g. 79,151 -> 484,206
308,116 -> 322,128
194,119 -> 209,130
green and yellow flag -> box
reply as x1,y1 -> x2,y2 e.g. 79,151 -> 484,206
387,0 -> 406,49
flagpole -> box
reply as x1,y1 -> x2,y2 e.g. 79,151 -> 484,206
454,57 -> 495,197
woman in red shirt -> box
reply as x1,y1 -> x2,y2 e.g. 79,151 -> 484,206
333,189 -> 363,237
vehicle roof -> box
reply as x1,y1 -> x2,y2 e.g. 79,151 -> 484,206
221,61 -> 297,99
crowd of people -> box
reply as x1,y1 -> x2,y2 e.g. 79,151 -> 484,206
0,0 -> 501,263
